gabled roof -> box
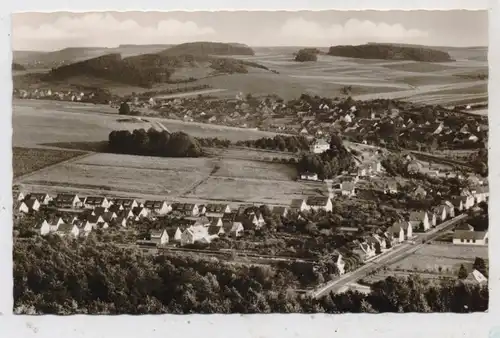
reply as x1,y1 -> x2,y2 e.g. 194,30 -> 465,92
144,200 -> 166,209
27,193 -> 49,200
132,206 -> 146,215
453,230 -> 488,240
56,223 -> 75,233
93,207 -> 107,216
205,203 -> 228,213
151,229 -> 167,238
24,199 -> 38,210
55,193 -> 78,202
113,198 -> 137,206
455,223 -> 474,231
208,225 -> 222,236
85,196 -> 106,204
465,270 -> 488,284
306,196 -> 330,207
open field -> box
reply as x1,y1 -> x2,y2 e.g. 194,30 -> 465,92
16,151 -> 316,206
13,99 -> 282,148
387,243 -> 487,275
13,147 -> 85,178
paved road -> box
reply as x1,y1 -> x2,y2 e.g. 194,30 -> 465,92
311,213 -> 467,298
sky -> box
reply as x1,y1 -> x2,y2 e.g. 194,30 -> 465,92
11,10 -> 488,51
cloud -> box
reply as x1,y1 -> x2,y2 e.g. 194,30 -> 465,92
13,13 -> 216,50
278,18 -> 429,46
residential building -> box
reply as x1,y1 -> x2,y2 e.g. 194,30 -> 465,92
290,198 -> 308,212
453,229 -> 488,246
26,193 -> 52,205
306,196 -> 333,212
112,198 -> 139,209
18,199 -> 40,214
171,203 -> 199,217
84,196 -> 110,209
16,191 -> 25,202
150,229 -> 169,246
55,223 -> 80,238
180,226 -> 211,246
475,186 -> 489,204
391,221 -> 412,241
272,206 -> 289,218
353,241 -> 376,261
434,205 -> 448,222
464,270 -> 488,285
412,186 -> 427,199
332,253 -> 346,275
35,220 -> 51,236
132,207 -> 149,219
409,211 -> 430,231
167,227 -> 183,242
205,204 -> 231,218
384,181 -> 398,195
54,194 -> 82,209
310,139 -> 330,154
300,172 -> 319,181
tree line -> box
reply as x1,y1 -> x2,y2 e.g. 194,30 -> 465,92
13,237 -> 488,314
235,135 -> 311,153
108,128 -> 204,157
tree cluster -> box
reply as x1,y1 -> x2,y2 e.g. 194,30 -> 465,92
294,49 -> 320,62
235,135 -> 311,152
13,238 -> 488,314
108,128 -> 204,157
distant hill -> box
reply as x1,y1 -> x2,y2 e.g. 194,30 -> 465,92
328,43 -> 454,62
161,41 -> 255,57
44,46 -> 268,88
12,62 -> 26,71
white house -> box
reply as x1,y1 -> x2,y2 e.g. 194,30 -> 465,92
27,193 -> 52,205
353,242 -> 376,261
168,227 -> 183,242
112,198 -> 139,209
453,229 -> 488,246
18,199 -> 40,214
391,221 -> 413,241
310,139 -> 330,154
205,204 -> 231,218
306,196 -> 333,212
475,186 -> 489,204
35,220 -> 52,236
16,192 -> 25,202
290,198 -> 309,212
84,196 -> 111,209
332,253 -> 346,275
54,194 -> 82,209
434,205 -> 448,223
55,223 -> 80,238
464,270 -> 488,285
409,211 -> 430,231
444,201 -> 456,218
150,229 -> 169,246
300,172 -> 319,181
180,226 -> 211,246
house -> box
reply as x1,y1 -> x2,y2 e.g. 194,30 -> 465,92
46,217 -> 65,233
332,253 -> 346,275
84,196 -> 110,209
132,207 -> 149,219
86,215 -> 105,229
35,220 -> 51,236
208,217 -> 223,228
340,182 -> 356,197
300,172 -> 319,181
150,229 -> 169,246
412,186 -> 427,199
54,194 -> 82,209
55,223 -> 80,237
108,204 -> 124,213
76,219 -> 94,235
290,198 -> 308,212
228,221 -> 245,237
171,203 -> 199,217
475,186 -> 489,204
353,241 -> 376,261
444,201 -> 456,218
208,225 -> 225,237
95,221 -> 109,230
205,204 -> 231,218
368,234 -> 387,251
310,139 -> 330,154
384,181 -> 398,195
92,207 -> 108,216
18,199 -> 40,214
453,229 -> 488,246
409,211 -> 430,231
460,195 -> 475,210
112,198 -> 139,209
451,197 -> 464,213
407,160 -> 423,173
120,208 -> 136,220
222,212 -> 238,223
180,226 -> 211,246
272,206 -> 289,218
16,191 -> 25,202
114,216 -> 128,228
167,227 -> 183,242
464,270 -> 488,285
428,211 -> 437,227
306,196 -> 333,212
102,211 -> 118,223
434,205 -> 448,223
26,193 -> 52,205
391,221 -> 412,241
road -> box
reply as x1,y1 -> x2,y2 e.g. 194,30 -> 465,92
310,213 -> 467,298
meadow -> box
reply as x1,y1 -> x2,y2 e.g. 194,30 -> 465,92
13,147 -> 85,178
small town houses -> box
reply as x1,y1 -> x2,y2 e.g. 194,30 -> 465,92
453,223 -> 488,246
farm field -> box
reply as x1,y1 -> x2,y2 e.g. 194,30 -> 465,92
16,151 -> 315,206
13,146 -> 85,178
12,99 -> 282,148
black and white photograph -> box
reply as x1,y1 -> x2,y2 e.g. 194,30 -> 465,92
11,9 -> 489,315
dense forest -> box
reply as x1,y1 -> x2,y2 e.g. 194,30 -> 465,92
235,135 -> 311,152
161,41 -> 255,57
294,48 -> 321,62
296,134 -> 356,179
327,43 -> 454,62
108,128 -> 204,157
13,237 -> 488,314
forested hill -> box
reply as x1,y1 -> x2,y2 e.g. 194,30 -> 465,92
327,43 -> 454,62
45,43 -> 265,88
160,41 -> 255,56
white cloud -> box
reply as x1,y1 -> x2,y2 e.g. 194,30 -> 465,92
13,13 -> 216,50
278,18 -> 429,46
